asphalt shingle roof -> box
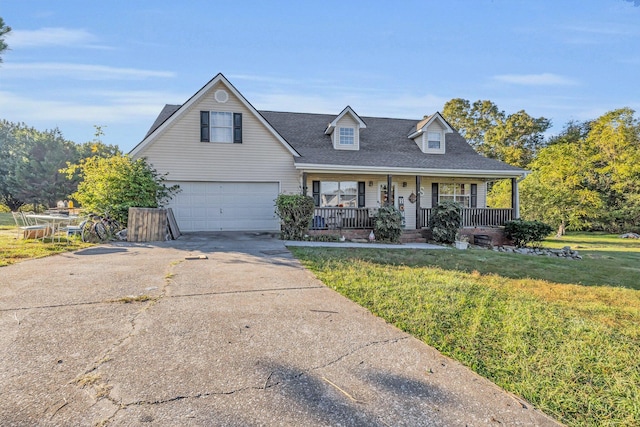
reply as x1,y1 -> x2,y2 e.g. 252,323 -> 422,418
259,111 -> 523,172
144,105 -> 524,173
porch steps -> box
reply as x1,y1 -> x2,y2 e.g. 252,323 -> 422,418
399,229 -> 427,244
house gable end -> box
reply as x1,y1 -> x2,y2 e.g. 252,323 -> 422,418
130,73 -> 300,157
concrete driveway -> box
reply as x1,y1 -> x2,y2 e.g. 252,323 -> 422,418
0,232 -> 560,426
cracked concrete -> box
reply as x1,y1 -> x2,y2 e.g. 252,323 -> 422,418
0,232 -> 561,426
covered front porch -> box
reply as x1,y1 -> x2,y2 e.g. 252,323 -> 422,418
301,170 -> 524,231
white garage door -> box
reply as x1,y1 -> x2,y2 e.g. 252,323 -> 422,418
165,182 -> 280,232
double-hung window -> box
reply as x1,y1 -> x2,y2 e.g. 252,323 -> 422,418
339,127 -> 355,145
439,183 -> 470,207
200,111 -> 242,143
427,131 -> 441,150
320,181 -> 358,207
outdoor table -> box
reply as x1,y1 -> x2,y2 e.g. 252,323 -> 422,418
24,214 -> 79,242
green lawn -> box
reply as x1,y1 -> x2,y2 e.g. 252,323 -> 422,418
290,232 -> 640,427
0,213 -> 92,266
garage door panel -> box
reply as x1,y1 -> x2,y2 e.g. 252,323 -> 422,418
166,181 -> 279,232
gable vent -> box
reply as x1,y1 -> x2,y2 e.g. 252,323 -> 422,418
214,89 -> 229,103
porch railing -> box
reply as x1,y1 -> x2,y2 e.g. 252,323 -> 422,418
419,208 -> 513,228
310,207 -> 373,230
310,207 -> 513,230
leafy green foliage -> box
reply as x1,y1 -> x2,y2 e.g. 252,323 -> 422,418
521,109 -> 640,233
0,121 -> 78,209
0,17 -> 10,63
504,219 -> 553,247
274,194 -> 315,240
0,121 -> 121,211
373,205 -> 402,242
63,154 -> 179,225
443,98 -> 551,168
428,201 -> 462,243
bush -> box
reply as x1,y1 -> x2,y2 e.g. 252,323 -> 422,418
374,205 -> 403,242
275,194 -> 315,240
504,219 -> 553,247
429,201 -> 462,244
63,155 -> 179,226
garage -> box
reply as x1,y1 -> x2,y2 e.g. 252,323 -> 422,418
165,182 -> 280,232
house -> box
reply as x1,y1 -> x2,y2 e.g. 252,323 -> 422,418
131,73 -> 526,235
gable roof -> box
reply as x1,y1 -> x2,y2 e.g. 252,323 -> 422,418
260,111 -> 525,178
324,105 -> 367,135
130,73 -> 300,157
408,112 -> 454,139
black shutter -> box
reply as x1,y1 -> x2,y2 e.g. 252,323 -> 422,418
233,113 -> 242,143
200,111 -> 209,142
471,184 -> 478,208
357,182 -> 365,207
431,183 -> 439,207
312,180 -> 320,207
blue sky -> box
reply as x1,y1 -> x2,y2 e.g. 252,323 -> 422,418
1,0 -> 639,153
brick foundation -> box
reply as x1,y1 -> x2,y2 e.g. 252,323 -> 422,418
458,227 -> 512,246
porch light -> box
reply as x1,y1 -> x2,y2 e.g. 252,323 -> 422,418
368,181 -> 373,187
402,181 -> 407,187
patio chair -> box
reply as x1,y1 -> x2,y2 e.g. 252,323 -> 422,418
12,212 -> 51,242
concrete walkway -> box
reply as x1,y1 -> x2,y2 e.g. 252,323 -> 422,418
0,232 -> 559,426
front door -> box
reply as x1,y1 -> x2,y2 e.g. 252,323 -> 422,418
379,183 -> 396,207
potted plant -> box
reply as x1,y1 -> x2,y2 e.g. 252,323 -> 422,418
455,231 -> 469,250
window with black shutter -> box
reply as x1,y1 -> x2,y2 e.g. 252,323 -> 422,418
200,111 -> 210,142
357,182 -> 365,207
431,183 -> 439,208
233,113 -> 242,143
470,184 -> 478,208
312,181 -> 320,207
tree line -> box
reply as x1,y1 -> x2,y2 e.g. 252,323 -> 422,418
0,122 -> 176,225
443,100 -> 640,234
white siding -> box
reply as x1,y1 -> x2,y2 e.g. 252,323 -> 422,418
136,81 -> 300,195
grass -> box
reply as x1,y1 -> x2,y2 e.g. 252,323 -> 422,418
0,213 -> 93,267
290,232 -> 640,427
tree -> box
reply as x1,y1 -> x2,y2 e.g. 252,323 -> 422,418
0,121 -> 25,210
0,17 -> 10,63
64,154 -> 180,225
520,142 -> 602,235
0,121 -> 80,209
581,108 -> 640,231
442,98 -> 551,168
518,109 -> 640,234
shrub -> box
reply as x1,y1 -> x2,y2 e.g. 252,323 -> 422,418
504,219 -> 553,247
374,205 -> 403,243
275,194 -> 315,240
63,155 -> 179,226
429,201 -> 462,244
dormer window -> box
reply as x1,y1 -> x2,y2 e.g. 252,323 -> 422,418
408,112 -> 453,154
339,127 -> 355,145
325,106 -> 366,151
427,132 -> 441,150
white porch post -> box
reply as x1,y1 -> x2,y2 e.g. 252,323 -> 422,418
511,178 -> 520,219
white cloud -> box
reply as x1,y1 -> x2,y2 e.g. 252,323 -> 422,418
6,27 -> 109,49
493,73 -> 578,86
2,62 -> 176,80
0,90 -> 176,123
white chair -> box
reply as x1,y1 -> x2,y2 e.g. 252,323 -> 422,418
12,212 -> 51,242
